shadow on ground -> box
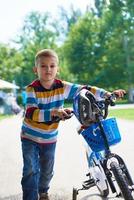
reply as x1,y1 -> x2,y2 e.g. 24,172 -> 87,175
0,194 -> 22,200
0,193 -> 71,200
0,193 -> 121,200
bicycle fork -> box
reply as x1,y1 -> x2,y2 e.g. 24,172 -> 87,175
102,153 -> 134,195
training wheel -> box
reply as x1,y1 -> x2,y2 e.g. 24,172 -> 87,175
72,187 -> 78,200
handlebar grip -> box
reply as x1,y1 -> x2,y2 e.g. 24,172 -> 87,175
106,93 -> 116,106
52,116 -> 61,122
52,111 -> 74,122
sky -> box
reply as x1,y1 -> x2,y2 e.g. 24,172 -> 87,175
0,0 -> 93,44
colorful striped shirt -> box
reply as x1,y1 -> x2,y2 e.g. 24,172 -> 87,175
21,79 -> 106,144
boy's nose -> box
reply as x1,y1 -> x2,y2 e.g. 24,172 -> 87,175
46,66 -> 51,71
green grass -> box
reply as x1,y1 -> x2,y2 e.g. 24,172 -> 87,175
0,114 -> 12,121
1,108 -> 133,121
65,102 -> 134,120
108,108 -> 134,120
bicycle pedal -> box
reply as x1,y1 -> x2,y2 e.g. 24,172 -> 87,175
82,178 -> 95,189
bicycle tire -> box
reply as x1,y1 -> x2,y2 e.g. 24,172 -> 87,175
72,187 -> 78,200
110,161 -> 134,200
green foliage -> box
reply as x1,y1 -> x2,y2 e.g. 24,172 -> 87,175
16,94 -> 23,105
63,13 -> 98,84
15,11 -> 59,87
0,1 -> 134,93
0,44 -> 23,83
58,5 -> 82,35
94,0 -> 107,17
62,1 -> 134,90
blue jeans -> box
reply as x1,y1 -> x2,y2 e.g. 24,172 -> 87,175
21,139 -> 56,200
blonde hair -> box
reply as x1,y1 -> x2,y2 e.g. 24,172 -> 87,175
35,49 -> 59,66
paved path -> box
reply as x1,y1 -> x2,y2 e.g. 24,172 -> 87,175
0,111 -> 134,199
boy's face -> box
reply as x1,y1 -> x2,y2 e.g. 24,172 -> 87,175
34,56 -> 59,83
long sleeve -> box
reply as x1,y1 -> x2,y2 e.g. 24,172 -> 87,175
63,81 -> 81,99
63,81 -> 107,100
25,86 -> 52,122
86,85 -> 107,100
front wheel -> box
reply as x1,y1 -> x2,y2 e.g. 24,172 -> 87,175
110,161 -> 134,200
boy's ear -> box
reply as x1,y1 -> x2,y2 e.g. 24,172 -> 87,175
57,66 -> 60,75
33,66 -> 37,74
57,66 -> 60,72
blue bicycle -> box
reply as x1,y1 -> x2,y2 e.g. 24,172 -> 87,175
72,88 -> 134,200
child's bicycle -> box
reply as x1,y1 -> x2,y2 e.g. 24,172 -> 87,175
72,88 -> 134,200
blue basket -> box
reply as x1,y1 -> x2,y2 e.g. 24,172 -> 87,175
81,118 -> 121,152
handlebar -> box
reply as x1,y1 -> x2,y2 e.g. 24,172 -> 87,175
96,93 -> 122,119
104,94 -> 116,119
52,92 -> 124,123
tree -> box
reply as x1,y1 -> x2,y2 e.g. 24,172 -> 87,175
94,0 -> 107,17
61,0 -> 134,90
0,44 -> 23,83
58,4 -> 82,34
63,13 -> 100,84
15,11 -> 58,87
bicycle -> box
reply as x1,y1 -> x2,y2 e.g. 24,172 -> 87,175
72,88 -> 134,200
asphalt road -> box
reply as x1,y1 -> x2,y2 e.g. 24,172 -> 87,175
0,112 -> 134,200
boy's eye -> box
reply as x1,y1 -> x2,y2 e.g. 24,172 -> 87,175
50,65 -> 56,68
40,65 -> 46,68
40,65 -> 56,68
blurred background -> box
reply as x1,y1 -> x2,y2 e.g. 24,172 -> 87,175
0,0 -> 134,114
0,1 -> 134,199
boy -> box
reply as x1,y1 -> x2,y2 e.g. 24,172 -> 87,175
21,49 -> 125,200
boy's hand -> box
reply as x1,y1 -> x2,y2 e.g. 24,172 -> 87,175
51,108 -> 72,120
105,89 -> 126,99
113,89 -> 126,98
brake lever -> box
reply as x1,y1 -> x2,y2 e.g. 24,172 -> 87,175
106,93 -> 117,106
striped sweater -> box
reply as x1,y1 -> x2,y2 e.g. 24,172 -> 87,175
21,79 -> 106,144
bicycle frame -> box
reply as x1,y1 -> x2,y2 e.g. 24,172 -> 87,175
72,90 -> 134,200
88,118 -> 134,195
